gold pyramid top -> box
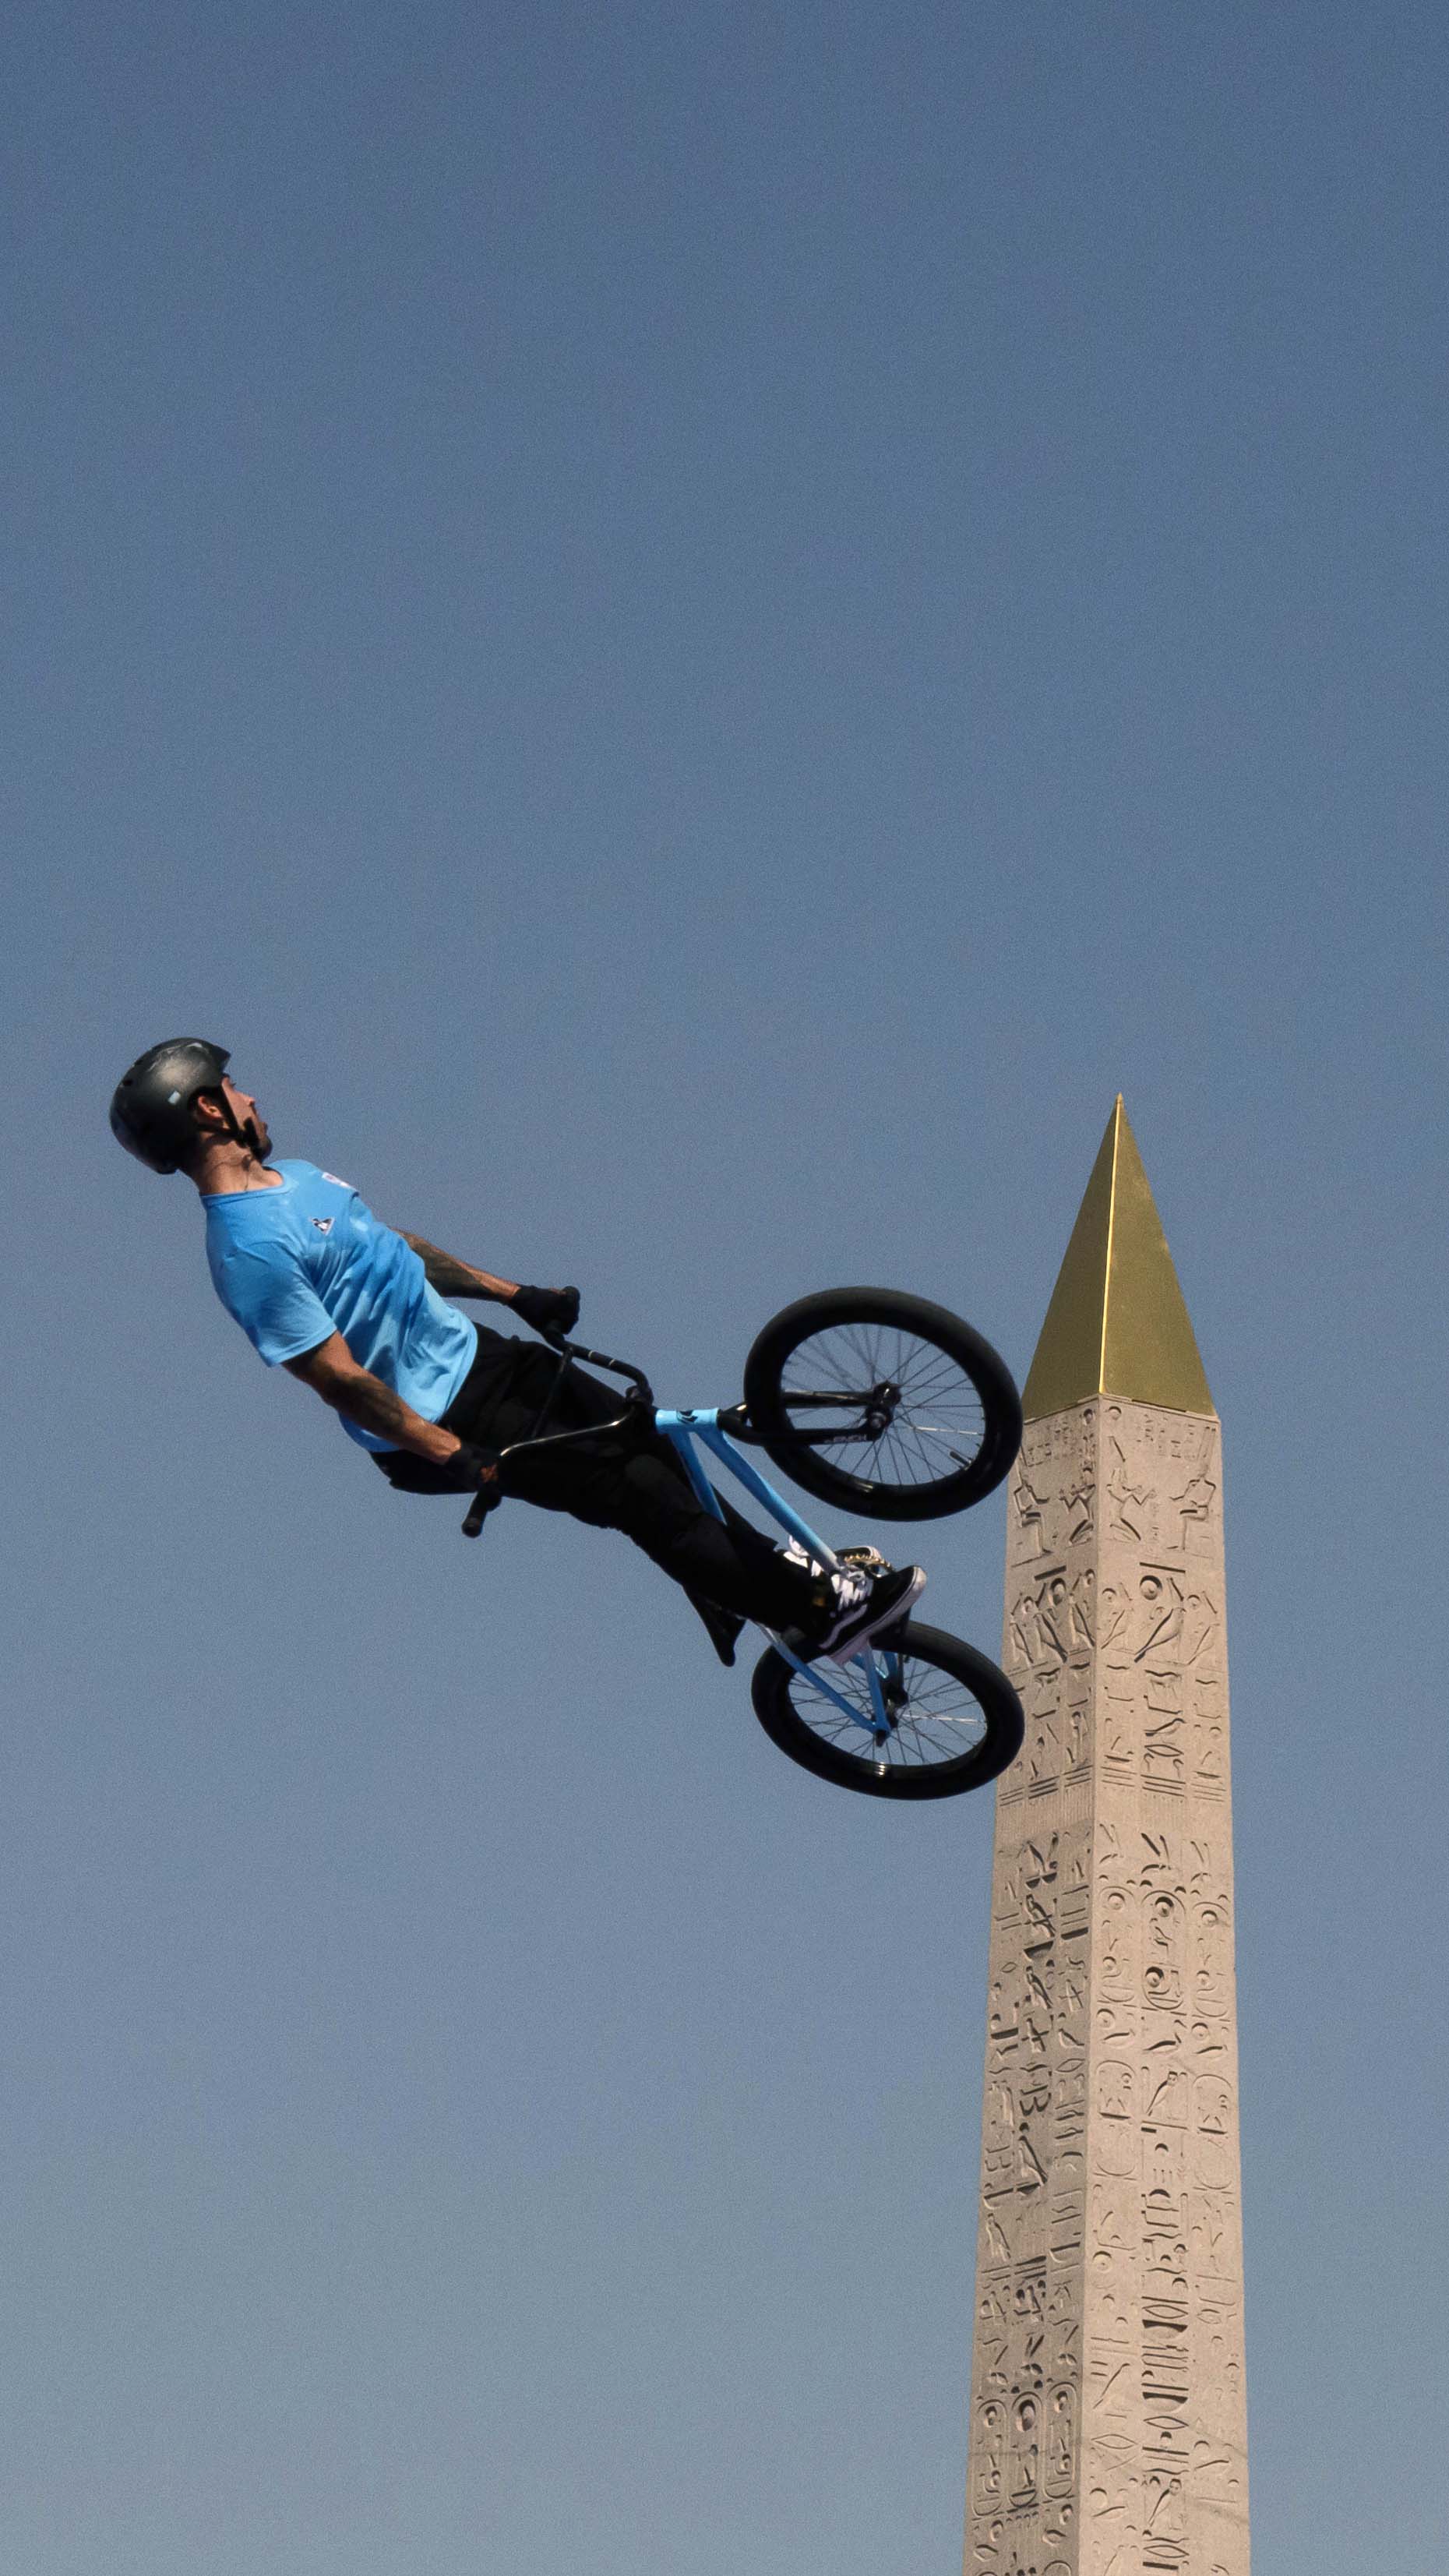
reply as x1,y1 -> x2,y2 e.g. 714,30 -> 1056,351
1021,1098 -> 1215,1421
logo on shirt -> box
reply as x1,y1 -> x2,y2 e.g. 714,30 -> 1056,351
311,1216 -> 334,1234
322,1173 -> 353,1190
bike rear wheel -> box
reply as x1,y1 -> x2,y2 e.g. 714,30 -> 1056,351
751,1619 -> 1022,1801
742,1288 -> 1021,1521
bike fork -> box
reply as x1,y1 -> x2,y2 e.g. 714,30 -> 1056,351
767,1637 -> 902,1741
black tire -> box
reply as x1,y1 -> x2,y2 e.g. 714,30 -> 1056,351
751,1619 -> 1023,1801
742,1288 -> 1021,1522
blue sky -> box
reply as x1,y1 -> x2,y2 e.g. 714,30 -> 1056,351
4,5 -> 1447,2569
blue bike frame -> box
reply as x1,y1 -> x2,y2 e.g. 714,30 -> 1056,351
655,1408 -> 903,1742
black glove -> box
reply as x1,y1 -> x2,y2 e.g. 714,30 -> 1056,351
456,1442 -> 504,1536
510,1283 -> 580,1341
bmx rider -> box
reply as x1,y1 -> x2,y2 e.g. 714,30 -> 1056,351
109,1040 -> 925,1666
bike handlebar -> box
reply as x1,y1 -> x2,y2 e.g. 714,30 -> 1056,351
460,1336 -> 656,1538
543,1334 -> 655,1406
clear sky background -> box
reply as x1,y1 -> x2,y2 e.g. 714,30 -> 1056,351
5,4 -> 1447,2570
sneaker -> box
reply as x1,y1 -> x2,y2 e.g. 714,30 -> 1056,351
780,1537 -> 827,1577
812,1560 -> 927,1664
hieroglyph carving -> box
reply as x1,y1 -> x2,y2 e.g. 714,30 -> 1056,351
964,1401 -> 1249,2575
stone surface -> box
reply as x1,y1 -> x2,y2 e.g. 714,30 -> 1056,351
961,1394 -> 1250,2576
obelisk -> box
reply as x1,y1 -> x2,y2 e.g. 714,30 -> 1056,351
963,1100 -> 1250,2576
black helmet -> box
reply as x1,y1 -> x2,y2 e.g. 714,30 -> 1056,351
109,1038 -> 234,1173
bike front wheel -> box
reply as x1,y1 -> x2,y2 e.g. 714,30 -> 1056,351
751,1620 -> 1023,1801
742,1288 -> 1021,1521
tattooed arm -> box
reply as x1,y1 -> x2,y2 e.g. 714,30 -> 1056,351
397,1235 -> 520,1304
284,1332 -> 464,1463
398,1236 -> 580,1340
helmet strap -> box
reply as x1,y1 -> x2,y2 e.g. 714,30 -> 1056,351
202,1089 -> 263,1160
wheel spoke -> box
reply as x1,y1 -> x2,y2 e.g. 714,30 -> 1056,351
785,1649 -> 989,1774
777,1322 -> 992,1491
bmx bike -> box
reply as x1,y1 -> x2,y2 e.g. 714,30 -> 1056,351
466,1287 -> 1026,1804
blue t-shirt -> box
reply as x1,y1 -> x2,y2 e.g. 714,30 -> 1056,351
204,1161 -> 478,1452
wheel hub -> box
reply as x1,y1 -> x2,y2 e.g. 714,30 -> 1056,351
861,1379 -> 901,1438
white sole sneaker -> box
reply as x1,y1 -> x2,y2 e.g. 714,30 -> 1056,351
821,1563 -> 927,1664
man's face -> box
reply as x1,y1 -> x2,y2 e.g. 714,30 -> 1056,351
203,1075 -> 273,1158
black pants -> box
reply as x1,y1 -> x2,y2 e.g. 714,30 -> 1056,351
373,1329 -> 823,1635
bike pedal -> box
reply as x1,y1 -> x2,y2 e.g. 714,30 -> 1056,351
838,1545 -> 888,1572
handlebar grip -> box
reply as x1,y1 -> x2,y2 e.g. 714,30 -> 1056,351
462,1487 -> 495,1538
